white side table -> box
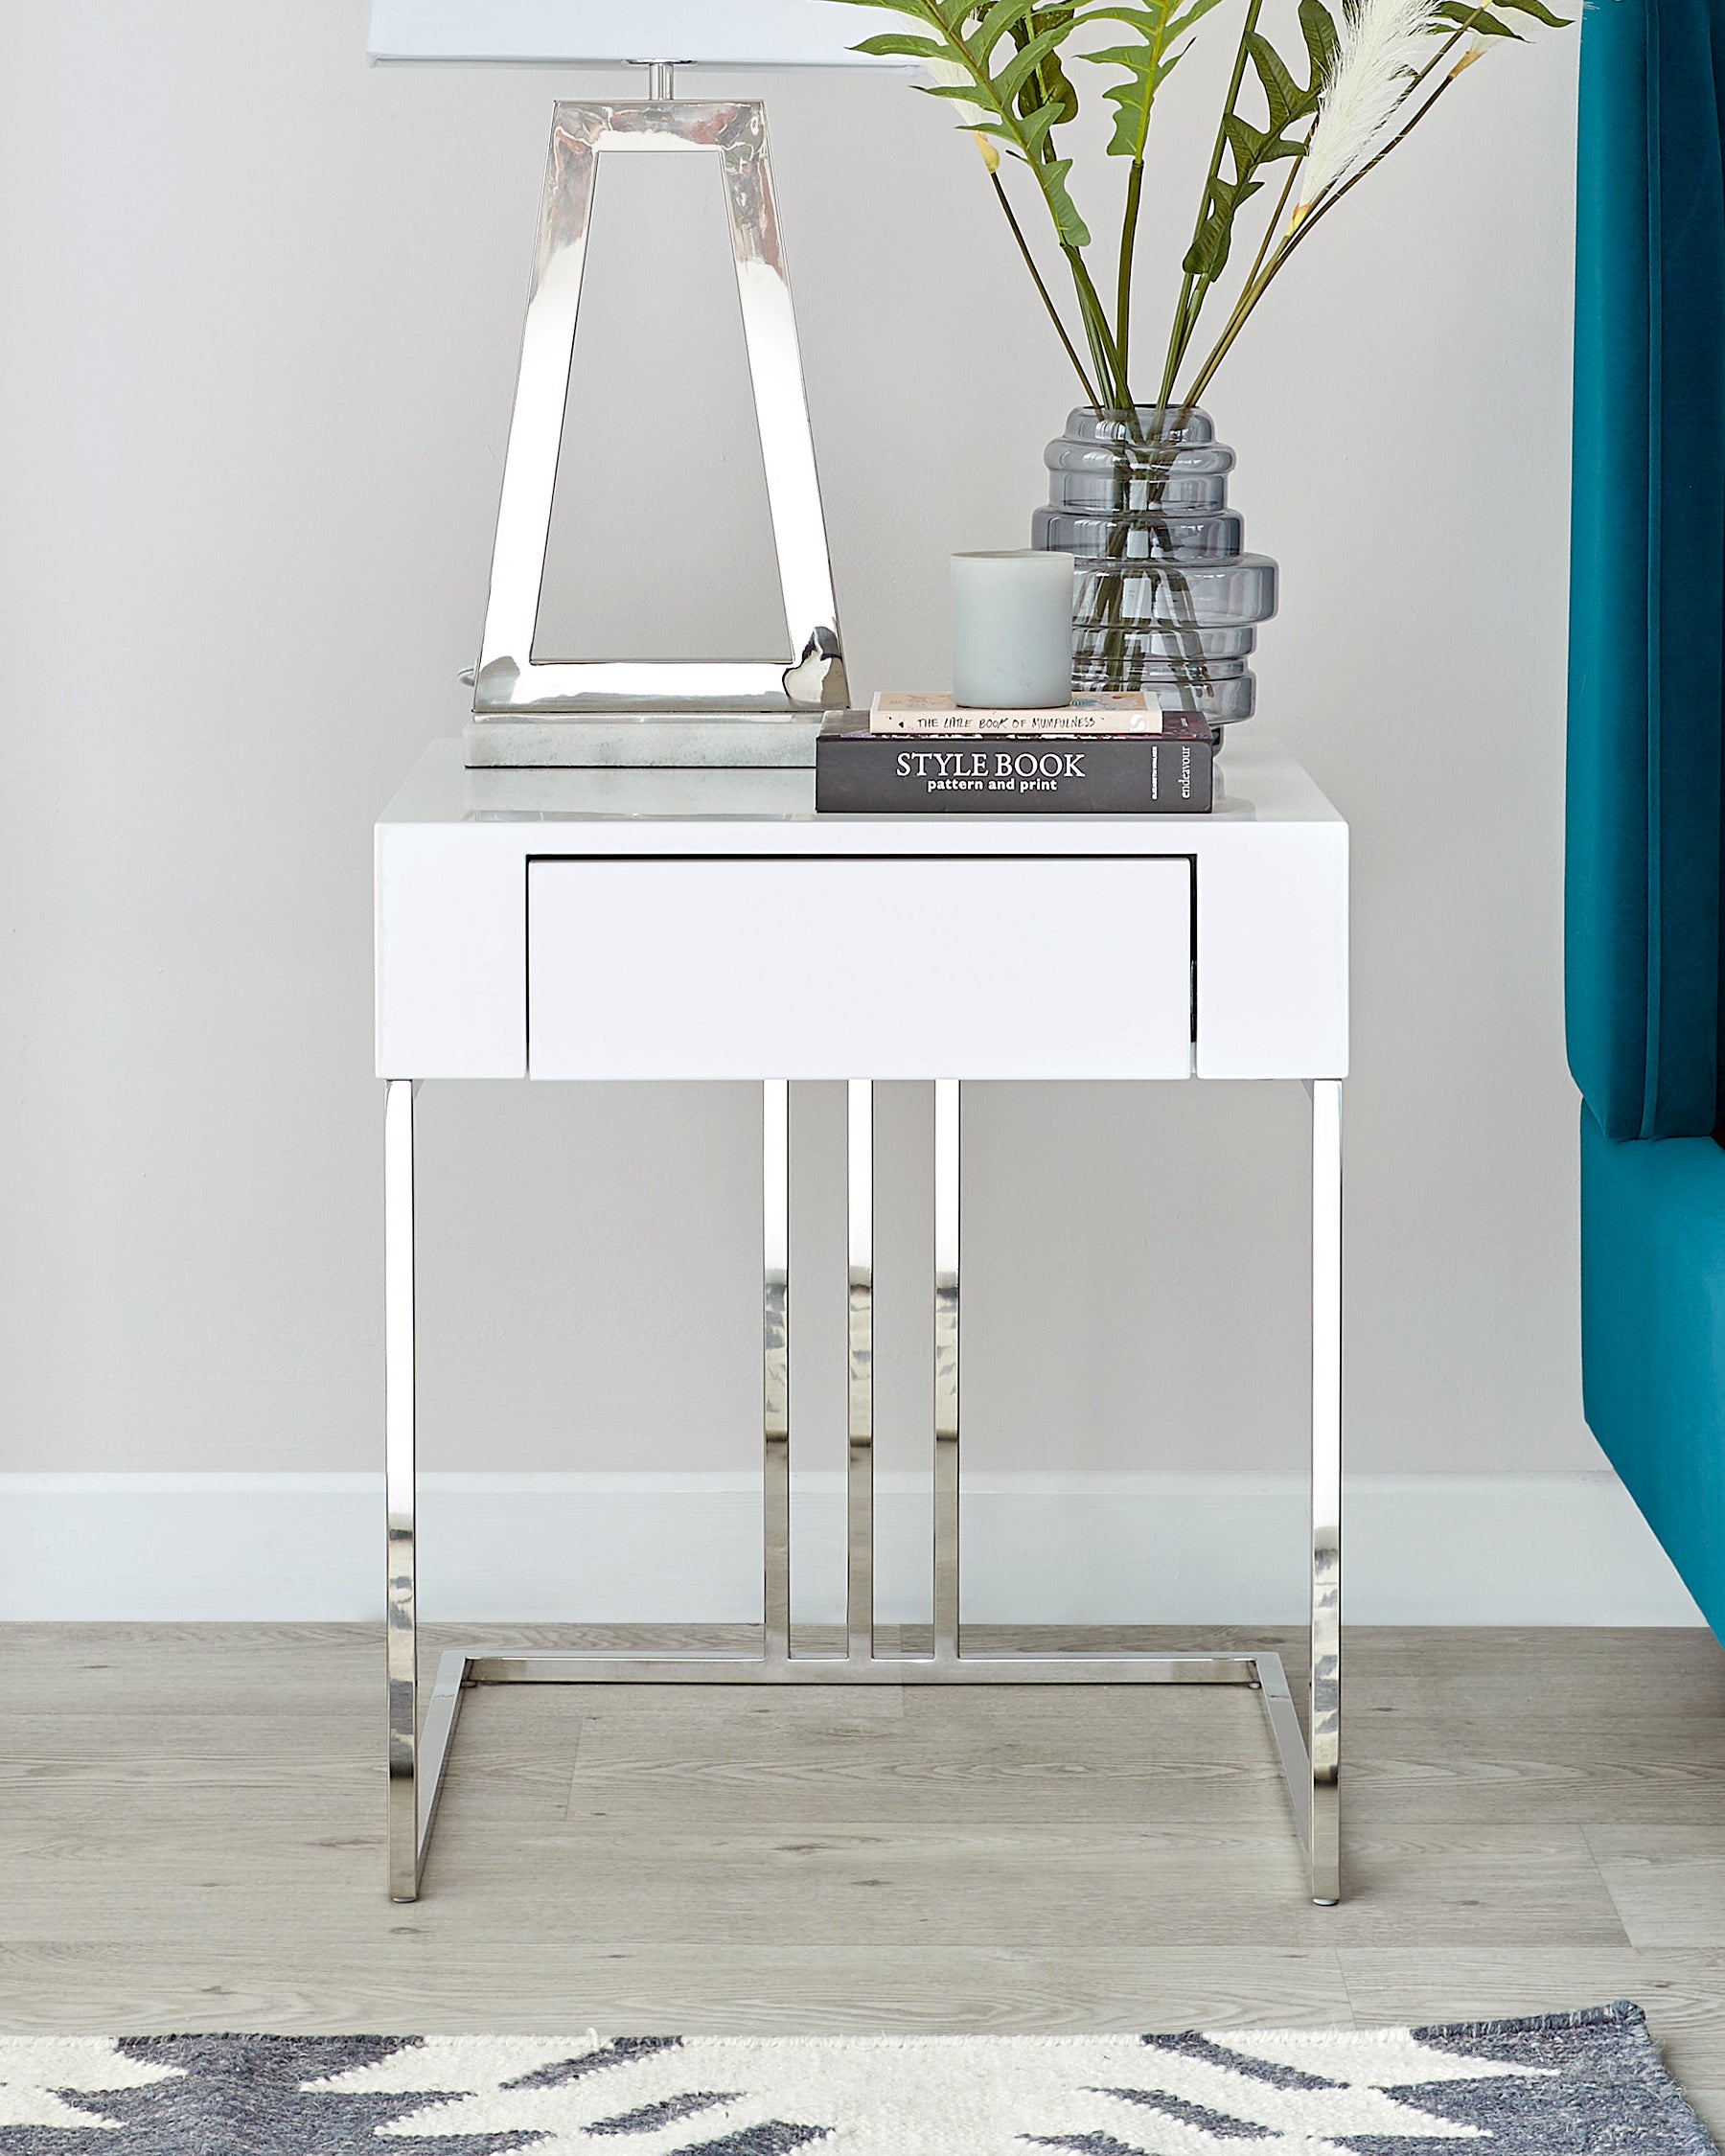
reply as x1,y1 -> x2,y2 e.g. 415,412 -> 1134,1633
376,735 -> 1348,1906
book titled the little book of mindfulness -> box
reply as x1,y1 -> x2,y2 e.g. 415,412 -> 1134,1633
867,691 -> 1162,735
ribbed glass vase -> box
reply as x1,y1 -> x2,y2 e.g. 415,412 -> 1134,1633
1031,405 -> 1276,723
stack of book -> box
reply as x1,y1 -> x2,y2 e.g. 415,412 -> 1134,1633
815,693 -> 1215,814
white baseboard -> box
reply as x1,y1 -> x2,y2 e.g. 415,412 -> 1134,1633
0,1470 -> 1703,1626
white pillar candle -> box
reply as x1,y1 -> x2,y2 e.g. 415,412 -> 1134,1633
951,549 -> 1075,709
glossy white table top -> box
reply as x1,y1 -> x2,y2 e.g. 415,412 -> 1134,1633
380,731 -> 1344,843
376,732 -> 1347,1082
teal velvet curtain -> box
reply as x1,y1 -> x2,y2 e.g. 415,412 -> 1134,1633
1581,1117 -> 1725,1635
1566,0 -> 1725,1141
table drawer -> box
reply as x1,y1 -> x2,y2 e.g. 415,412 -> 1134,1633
527,856 -> 1192,1080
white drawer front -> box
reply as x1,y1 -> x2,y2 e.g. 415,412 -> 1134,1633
527,857 -> 1192,1080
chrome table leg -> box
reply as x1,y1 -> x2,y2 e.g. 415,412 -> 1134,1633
847,1080 -> 874,1664
933,1079 -> 960,1667
764,1080 -> 791,1666
383,1079 -> 420,1903
1309,1077 -> 1343,1905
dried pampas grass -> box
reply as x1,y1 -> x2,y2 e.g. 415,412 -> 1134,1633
1293,0 -> 1448,221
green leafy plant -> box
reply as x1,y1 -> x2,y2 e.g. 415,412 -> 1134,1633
832,0 -> 1572,418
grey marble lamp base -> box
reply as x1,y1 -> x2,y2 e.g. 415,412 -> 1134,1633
463,714 -> 827,769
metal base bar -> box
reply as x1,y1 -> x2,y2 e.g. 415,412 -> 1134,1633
465,1652 -> 1283,1686
402,1646 -> 1319,1903
387,1075 -> 1343,1906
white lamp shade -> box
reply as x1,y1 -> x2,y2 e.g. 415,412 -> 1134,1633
366,0 -> 909,67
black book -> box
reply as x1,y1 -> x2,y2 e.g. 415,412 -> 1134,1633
815,722 -> 1214,814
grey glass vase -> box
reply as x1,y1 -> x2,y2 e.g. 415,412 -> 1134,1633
1032,405 -> 1276,723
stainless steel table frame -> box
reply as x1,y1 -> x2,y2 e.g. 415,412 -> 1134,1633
383,1072 -> 1343,1907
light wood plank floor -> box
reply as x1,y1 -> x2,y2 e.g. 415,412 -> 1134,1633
5,1623 -> 1725,2134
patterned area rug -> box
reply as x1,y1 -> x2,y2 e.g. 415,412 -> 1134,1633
0,2003 -> 1714,2153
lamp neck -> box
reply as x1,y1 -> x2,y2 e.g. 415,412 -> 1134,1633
630,59 -> 681,100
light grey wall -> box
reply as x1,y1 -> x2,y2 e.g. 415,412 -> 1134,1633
0,2 -> 1585,1487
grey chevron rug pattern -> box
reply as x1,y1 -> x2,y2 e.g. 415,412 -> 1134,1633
0,2004 -> 1713,2154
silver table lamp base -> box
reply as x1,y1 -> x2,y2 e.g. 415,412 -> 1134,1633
463,711 -> 827,768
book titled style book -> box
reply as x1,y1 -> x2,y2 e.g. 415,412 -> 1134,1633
815,694 -> 1214,814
